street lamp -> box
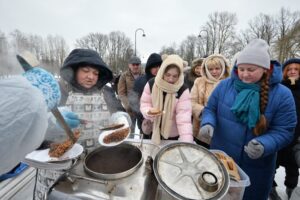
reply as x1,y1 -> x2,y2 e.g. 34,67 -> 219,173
198,29 -> 209,56
134,28 -> 146,56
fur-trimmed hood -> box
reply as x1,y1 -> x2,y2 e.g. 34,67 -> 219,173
201,54 -> 230,83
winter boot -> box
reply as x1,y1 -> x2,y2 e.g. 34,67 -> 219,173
286,187 -> 294,199
269,187 -> 282,200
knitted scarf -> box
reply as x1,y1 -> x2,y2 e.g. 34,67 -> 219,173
231,79 -> 261,129
151,55 -> 184,145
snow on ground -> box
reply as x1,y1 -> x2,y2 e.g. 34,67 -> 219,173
272,166 -> 300,200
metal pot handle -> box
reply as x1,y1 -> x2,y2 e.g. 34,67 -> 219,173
130,133 -> 144,149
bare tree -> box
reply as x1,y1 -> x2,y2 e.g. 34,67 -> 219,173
217,12 -> 238,54
274,7 -> 300,62
75,31 -> 132,73
247,13 -> 277,45
160,43 -> 178,55
178,35 -> 198,64
75,33 -> 108,58
106,31 -> 133,73
44,35 -> 69,74
0,30 -> 9,54
202,11 -> 237,55
10,29 -> 30,52
27,34 -> 44,60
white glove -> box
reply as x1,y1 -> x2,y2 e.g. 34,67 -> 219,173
109,111 -> 132,127
199,124 -> 214,143
244,139 -> 264,159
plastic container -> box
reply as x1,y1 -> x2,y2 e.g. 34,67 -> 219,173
210,150 -> 251,200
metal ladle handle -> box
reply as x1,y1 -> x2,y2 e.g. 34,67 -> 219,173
51,107 -> 76,143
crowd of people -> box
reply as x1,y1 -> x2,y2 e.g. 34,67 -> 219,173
0,38 -> 299,200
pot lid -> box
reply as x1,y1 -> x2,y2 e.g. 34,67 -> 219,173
153,142 -> 229,200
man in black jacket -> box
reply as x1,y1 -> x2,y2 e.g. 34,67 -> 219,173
129,53 -> 162,138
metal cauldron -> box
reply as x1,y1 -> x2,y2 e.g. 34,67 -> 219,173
47,140 -> 160,200
84,143 -> 143,180
47,141 -> 230,200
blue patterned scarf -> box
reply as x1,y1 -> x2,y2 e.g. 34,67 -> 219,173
231,79 -> 260,128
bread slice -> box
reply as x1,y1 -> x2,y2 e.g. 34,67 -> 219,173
214,152 -> 241,181
147,108 -> 162,115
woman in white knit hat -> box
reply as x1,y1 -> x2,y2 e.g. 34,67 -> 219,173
198,39 -> 297,200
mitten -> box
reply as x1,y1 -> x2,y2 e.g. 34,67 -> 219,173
198,124 -> 214,141
244,139 -> 264,159
109,111 -> 132,127
142,119 -> 153,135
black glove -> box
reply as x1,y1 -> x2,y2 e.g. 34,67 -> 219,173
294,143 -> 300,167
295,151 -> 300,167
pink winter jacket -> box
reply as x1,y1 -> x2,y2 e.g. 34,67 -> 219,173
140,83 -> 193,143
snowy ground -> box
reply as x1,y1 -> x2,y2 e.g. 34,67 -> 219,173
272,166 -> 300,200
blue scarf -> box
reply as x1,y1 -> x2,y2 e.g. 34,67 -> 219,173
231,80 -> 260,128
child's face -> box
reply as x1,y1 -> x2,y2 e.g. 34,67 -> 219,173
286,63 -> 300,80
194,65 -> 202,76
163,67 -> 179,84
237,64 -> 266,83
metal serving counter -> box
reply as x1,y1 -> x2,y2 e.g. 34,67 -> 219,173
47,140 -> 161,200
47,139 -> 232,200
0,167 -> 36,200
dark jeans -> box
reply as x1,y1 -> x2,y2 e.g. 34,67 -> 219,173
273,146 -> 299,188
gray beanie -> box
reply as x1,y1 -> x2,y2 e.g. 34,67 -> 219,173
237,39 -> 270,69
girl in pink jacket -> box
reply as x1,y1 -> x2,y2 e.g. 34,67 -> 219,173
140,54 -> 193,145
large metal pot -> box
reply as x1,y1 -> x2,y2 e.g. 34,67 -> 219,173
153,142 -> 230,200
84,142 -> 143,180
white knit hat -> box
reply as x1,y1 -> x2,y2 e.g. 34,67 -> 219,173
237,39 -> 270,69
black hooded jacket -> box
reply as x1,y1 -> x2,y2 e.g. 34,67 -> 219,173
130,53 -> 162,130
281,79 -> 300,147
59,48 -> 124,113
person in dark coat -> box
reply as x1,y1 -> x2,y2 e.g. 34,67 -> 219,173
59,48 -> 124,114
199,39 -> 297,200
270,58 -> 300,200
129,53 -> 162,137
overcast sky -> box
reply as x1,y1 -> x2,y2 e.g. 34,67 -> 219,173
0,0 -> 299,61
